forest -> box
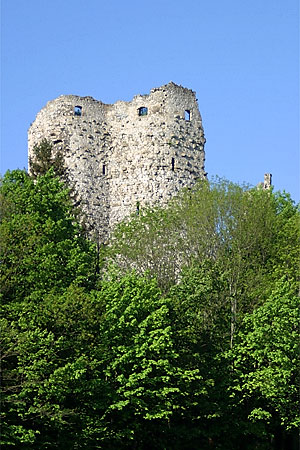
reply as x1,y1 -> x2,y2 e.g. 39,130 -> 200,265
1,145 -> 299,449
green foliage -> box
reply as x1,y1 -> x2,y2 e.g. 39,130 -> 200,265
111,178 -> 279,295
111,179 -> 299,347
1,274 -> 211,448
108,179 -> 299,447
1,166 -> 299,449
94,273 -> 209,448
1,286 -> 103,448
231,279 -> 300,432
29,139 -> 65,179
0,169 -> 96,303
269,191 -> 300,281
170,260 -> 229,344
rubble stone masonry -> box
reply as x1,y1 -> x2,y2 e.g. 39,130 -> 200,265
28,82 -> 206,242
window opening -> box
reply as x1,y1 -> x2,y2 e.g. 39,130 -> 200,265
136,201 -> 140,215
74,106 -> 82,116
102,164 -> 106,175
171,158 -> 175,171
185,110 -> 191,121
138,107 -> 148,116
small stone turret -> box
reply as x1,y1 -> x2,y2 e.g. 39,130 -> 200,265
257,173 -> 272,190
28,82 -> 206,241
263,173 -> 272,189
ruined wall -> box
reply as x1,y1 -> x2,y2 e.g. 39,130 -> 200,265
28,82 -> 206,241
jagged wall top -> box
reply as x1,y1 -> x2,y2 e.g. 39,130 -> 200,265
32,82 -> 202,125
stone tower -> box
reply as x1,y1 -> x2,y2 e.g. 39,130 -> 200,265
28,82 -> 206,241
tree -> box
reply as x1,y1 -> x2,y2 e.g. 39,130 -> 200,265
168,260 -> 234,448
0,169 -> 97,304
108,180 -> 300,448
1,286 -> 105,449
1,272 -> 213,449
268,191 -> 300,282
0,169 -> 98,447
29,139 -> 66,179
87,272 -> 209,449
230,279 -> 300,448
2,165 -> 298,449
110,179 -> 291,343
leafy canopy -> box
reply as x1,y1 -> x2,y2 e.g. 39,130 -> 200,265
0,169 -> 96,303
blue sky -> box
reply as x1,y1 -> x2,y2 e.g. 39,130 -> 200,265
1,0 -> 299,201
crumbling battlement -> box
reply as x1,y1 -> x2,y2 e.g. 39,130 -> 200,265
28,82 -> 206,241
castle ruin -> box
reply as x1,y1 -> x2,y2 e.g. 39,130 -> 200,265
28,82 -> 206,241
